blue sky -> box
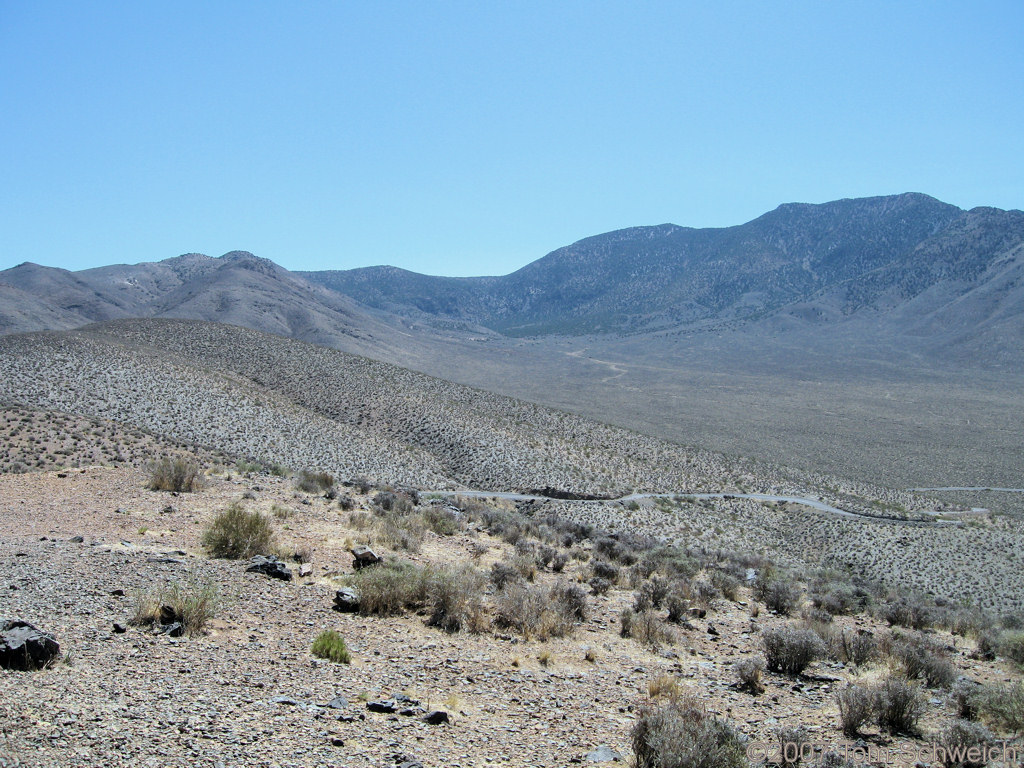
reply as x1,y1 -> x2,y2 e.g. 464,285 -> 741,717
1,1 -> 1022,276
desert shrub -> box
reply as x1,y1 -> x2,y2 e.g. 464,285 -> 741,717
776,726 -> 812,768
764,579 -> 801,616
591,560 -> 620,581
621,608 -> 675,648
953,680 -> 981,721
888,633 -> 956,689
148,456 -> 201,493
836,684 -> 875,737
998,631 -> 1024,666
803,606 -> 833,625
832,629 -> 878,667
349,561 -> 432,616
936,720 -> 996,768
427,566 -> 489,633
710,570 -> 740,601
874,676 -> 925,735
494,582 -> 578,640
974,630 -> 999,661
812,585 -> 859,616
337,494 -> 355,511
296,470 -> 334,494
734,658 -> 765,693
372,512 -> 425,552
666,588 -> 691,623
694,579 -> 721,607
490,561 -> 523,590
632,699 -> 747,768
311,630 -> 351,664
510,554 -> 537,582
977,680 -> 1024,734
422,507 -> 460,536
131,578 -> 220,637
589,576 -> 613,596
549,580 -> 589,622
647,673 -> 689,703
373,490 -> 414,514
551,552 -> 568,572
763,625 -> 826,674
202,502 -> 275,559
535,544 -> 556,570
878,596 -> 932,630
594,535 -> 639,566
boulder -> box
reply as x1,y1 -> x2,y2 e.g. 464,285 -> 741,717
350,545 -> 382,570
367,699 -> 399,714
421,710 -> 449,725
246,556 -> 293,581
0,620 -> 61,671
333,588 -> 360,612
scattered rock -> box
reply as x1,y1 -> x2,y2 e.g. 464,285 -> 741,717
160,622 -> 184,637
0,619 -> 61,670
350,545 -> 382,570
333,588 -> 360,612
246,556 -> 293,581
112,622 -> 127,634
325,695 -> 349,709
586,745 -> 622,762
367,699 -> 399,714
270,696 -> 300,706
421,710 -> 449,725
329,736 -> 345,747
70,536 -> 85,543
298,563 -> 313,577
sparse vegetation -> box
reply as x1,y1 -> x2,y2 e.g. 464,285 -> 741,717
762,625 -> 826,674
147,456 -> 202,492
201,502 -> 276,559
632,697 -> 747,768
131,579 -> 220,637
311,630 -> 351,664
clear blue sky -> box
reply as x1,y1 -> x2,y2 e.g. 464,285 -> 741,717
2,1 -> 1022,276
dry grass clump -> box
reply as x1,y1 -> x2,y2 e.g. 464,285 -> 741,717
131,579 -> 220,637
311,630 -> 351,664
620,608 -> 675,648
762,624 -> 826,674
494,580 -> 586,640
427,565 -> 489,633
202,502 -> 276,559
147,456 -> 202,492
734,658 -> 765,693
631,696 -> 747,768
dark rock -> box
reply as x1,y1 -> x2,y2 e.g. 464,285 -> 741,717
689,607 -> 707,619
399,707 -> 425,717
0,620 -> 61,670
421,709 -> 449,725
159,605 -> 180,624
351,545 -> 382,570
329,736 -> 345,747
325,695 -> 349,709
160,622 -> 185,637
111,588 -> 125,597
271,696 -> 301,706
707,623 -> 719,636
246,556 -> 293,581
112,622 -> 127,634
586,745 -> 623,762
70,536 -> 84,543
367,699 -> 399,714
333,588 -> 360,612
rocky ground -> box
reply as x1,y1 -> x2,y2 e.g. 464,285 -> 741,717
2,467 -> 1021,768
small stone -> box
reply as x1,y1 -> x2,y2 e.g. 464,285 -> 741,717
70,536 -> 85,543
367,700 -> 398,714
111,588 -> 125,597
329,736 -> 345,747
333,588 -> 360,612
325,695 -> 349,709
421,710 -> 449,725
113,622 -> 127,634
246,556 -> 293,581
271,696 -> 300,706
298,563 -> 313,577
586,745 -> 622,762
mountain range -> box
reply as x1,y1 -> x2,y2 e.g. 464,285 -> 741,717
3,193 -> 1023,366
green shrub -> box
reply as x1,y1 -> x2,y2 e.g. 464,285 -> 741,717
423,507 -> 460,536
148,456 -> 202,492
763,625 -> 826,674
632,699 -> 747,768
201,502 -> 275,559
311,630 -> 351,664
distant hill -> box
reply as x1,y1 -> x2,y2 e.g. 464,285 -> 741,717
3,193 -> 1023,364
303,193 -> 1024,341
